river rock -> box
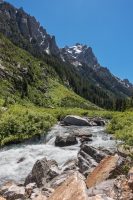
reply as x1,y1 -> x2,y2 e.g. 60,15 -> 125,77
91,117 -> 106,126
62,115 -> 91,126
25,158 -> 60,188
74,131 -> 92,138
86,154 -> 121,188
55,135 -> 78,147
17,157 -> 25,163
48,172 -> 88,200
0,182 -> 26,200
79,144 -> 107,163
62,159 -> 78,171
80,136 -> 93,143
78,144 -> 108,176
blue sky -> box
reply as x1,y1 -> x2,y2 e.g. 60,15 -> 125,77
6,0 -> 133,82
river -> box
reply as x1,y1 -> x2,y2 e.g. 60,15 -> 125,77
0,124 -> 118,185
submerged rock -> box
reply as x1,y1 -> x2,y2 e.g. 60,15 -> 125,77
55,135 -> 78,147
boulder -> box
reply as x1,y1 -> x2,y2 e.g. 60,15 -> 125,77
0,182 -> 25,200
78,144 -> 109,176
91,118 -> 106,126
86,154 -> 121,188
80,136 -> 92,143
79,144 -> 107,163
55,135 -> 78,147
74,131 -> 92,138
48,172 -> 88,200
78,150 -> 97,176
62,159 -> 78,171
62,115 -> 90,126
25,158 -> 60,187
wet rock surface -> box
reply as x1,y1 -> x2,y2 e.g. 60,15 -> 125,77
55,135 -> 78,147
25,158 -> 60,187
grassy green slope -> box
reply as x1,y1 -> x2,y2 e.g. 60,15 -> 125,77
0,33 -> 98,110
0,33 -> 101,146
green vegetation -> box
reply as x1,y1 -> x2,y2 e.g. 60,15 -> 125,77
0,33 -> 98,110
107,112 -> 133,146
0,33 -> 102,146
0,101 -> 108,146
0,34 -> 133,148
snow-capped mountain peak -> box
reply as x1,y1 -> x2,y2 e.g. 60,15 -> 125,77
60,43 -> 98,67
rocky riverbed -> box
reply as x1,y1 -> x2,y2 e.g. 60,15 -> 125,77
0,115 -> 133,200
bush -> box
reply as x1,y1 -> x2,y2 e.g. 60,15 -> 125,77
0,105 -> 57,146
107,112 -> 133,146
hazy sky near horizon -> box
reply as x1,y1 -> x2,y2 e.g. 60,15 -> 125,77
6,0 -> 133,82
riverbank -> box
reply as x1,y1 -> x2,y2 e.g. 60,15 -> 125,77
1,102 -> 133,147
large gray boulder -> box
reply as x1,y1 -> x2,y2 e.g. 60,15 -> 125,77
62,115 -> 90,126
25,158 -> 60,188
55,135 -> 78,147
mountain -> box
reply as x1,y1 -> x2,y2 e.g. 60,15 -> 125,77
0,1 -> 60,57
0,1 -> 133,110
61,44 -> 98,67
60,44 -> 133,97
0,33 -> 98,110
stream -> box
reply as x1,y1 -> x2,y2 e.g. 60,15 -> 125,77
0,123 -> 118,186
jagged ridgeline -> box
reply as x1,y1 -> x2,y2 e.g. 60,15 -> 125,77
0,1 -> 133,110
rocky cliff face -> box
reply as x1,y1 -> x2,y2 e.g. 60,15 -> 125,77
60,44 -> 99,68
0,2 -> 60,56
61,43 -> 133,97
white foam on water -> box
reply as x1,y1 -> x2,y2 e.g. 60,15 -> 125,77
0,124 -> 117,185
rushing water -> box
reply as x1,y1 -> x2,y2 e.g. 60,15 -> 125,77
0,124 -> 118,185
